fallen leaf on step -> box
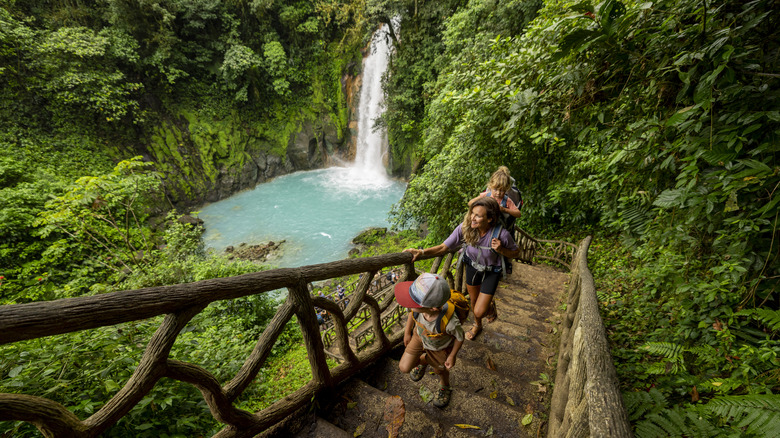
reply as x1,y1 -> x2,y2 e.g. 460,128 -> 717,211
536,385 -> 547,393
521,413 -> 534,426
505,395 -> 515,406
486,357 -> 497,371
347,401 -> 358,409
490,391 -> 498,399
419,385 -> 434,403
383,395 -> 405,438
353,423 -> 365,437
486,425 -> 494,436
455,424 -> 481,429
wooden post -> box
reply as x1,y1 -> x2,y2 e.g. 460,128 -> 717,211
289,277 -> 331,388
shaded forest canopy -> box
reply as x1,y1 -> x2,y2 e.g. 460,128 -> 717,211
2,0 -> 780,436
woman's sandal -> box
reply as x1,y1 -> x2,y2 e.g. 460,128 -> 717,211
485,301 -> 498,324
465,323 -> 482,340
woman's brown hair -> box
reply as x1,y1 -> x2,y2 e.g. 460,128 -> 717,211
461,196 -> 501,246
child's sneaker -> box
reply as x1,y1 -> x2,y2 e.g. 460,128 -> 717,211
433,385 -> 452,408
410,364 -> 426,382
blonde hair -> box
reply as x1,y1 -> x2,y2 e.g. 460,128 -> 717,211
461,197 -> 501,246
488,166 -> 512,193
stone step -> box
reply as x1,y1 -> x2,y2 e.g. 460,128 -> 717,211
317,379 -> 480,437
352,353 -> 539,437
361,354 -> 539,418
293,416 -> 352,438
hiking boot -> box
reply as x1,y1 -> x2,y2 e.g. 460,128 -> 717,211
410,364 -> 426,382
433,385 -> 452,408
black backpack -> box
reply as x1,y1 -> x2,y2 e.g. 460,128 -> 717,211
485,178 -> 522,276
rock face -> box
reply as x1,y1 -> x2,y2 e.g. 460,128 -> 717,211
225,241 -> 285,263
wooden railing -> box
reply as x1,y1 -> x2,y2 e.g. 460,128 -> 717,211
0,253 -> 423,438
547,236 -> 633,437
514,228 -> 578,270
0,231 -> 629,437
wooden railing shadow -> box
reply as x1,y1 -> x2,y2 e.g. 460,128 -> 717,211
0,231 -> 630,437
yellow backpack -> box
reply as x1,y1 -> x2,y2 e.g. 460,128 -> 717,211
414,289 -> 470,338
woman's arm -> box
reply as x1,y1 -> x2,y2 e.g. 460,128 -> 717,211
403,243 -> 450,261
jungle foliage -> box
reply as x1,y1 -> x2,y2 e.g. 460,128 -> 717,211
1,1 -> 369,436
386,0 -> 780,435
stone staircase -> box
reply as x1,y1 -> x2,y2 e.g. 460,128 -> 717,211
294,262 -> 570,438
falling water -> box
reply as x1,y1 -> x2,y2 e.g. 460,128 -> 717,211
198,25 -> 405,268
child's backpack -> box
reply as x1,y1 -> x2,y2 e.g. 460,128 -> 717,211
414,289 -> 470,338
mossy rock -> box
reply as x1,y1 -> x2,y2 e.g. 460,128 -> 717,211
351,227 -> 388,245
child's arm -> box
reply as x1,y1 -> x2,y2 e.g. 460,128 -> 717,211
404,312 -> 415,346
503,204 -> 522,218
467,193 -> 486,207
445,338 -> 463,369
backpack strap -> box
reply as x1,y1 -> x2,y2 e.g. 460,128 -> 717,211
413,303 -> 455,336
491,224 -> 506,276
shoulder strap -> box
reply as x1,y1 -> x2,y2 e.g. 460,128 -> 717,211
492,225 -> 506,275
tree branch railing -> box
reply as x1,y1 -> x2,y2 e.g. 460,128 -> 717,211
0,253 -> 426,438
0,232 -> 629,437
547,236 -> 633,437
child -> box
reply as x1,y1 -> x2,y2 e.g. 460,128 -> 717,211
468,166 -> 522,226
394,273 -> 465,408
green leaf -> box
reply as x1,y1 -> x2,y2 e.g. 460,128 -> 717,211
522,413 -> 534,426
8,365 -> 24,378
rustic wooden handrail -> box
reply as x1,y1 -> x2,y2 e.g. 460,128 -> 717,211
0,232 -> 629,437
0,250 -> 465,437
547,236 -> 633,437
0,253 -> 424,437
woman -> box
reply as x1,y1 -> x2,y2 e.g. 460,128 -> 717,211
404,197 -> 519,340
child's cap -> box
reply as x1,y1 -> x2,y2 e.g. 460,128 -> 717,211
394,273 -> 450,309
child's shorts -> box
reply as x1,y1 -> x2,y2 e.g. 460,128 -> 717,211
406,331 -> 454,374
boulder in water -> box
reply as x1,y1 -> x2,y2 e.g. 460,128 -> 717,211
225,240 -> 285,263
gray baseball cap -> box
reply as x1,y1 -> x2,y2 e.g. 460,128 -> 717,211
394,273 -> 451,308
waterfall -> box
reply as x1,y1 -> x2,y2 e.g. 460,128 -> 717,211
354,24 -> 392,177
327,24 -> 394,191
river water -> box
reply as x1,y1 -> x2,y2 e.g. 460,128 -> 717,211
198,168 -> 405,268
198,24 -> 405,268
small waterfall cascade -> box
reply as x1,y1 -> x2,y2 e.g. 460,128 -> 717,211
341,24 -> 394,189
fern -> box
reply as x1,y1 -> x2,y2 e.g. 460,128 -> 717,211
635,406 -> 722,438
736,308 -> 780,332
622,203 -> 652,235
624,388 -> 667,421
705,394 -> 780,437
641,341 -> 684,359
641,341 -> 688,374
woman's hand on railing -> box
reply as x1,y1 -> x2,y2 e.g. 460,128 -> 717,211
403,248 -> 424,261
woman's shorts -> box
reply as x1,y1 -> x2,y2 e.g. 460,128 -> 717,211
464,255 -> 501,295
